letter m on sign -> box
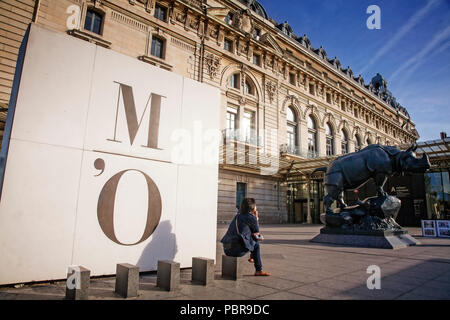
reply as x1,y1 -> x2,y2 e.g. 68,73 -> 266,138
109,81 -> 165,149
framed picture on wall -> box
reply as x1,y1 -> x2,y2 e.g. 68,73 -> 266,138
436,220 -> 450,238
421,220 -> 437,237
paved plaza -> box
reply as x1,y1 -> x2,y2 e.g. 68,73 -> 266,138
0,224 -> 449,300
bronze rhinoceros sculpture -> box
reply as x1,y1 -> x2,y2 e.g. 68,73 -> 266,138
313,144 -> 430,215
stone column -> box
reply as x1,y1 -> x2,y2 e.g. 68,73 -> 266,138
348,139 -> 355,153
335,134 -> 342,155
299,120 -> 308,156
317,127 -> 326,157
306,178 -> 312,224
238,99 -> 245,141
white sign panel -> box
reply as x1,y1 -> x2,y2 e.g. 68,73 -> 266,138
0,24 -> 220,285
421,220 -> 437,237
436,220 -> 450,238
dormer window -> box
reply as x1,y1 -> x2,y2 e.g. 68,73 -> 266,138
225,13 -> 233,25
253,28 -> 261,40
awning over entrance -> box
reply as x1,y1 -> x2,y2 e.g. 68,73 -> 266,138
218,142 -> 338,181
278,154 -> 339,181
415,137 -> 450,169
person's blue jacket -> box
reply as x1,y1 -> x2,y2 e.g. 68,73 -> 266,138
221,213 -> 259,253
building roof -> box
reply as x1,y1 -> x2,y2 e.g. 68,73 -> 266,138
237,0 -> 269,20
248,5 -> 411,119
416,137 -> 450,169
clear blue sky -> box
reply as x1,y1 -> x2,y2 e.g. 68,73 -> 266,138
258,0 -> 450,141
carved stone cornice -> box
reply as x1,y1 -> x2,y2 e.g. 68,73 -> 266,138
138,55 -> 173,70
67,29 -> 111,48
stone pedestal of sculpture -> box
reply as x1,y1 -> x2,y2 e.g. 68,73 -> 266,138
311,195 -> 420,249
310,144 -> 429,249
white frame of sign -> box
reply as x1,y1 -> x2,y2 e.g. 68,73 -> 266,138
421,220 -> 437,238
0,24 -> 220,285
436,220 -> 450,238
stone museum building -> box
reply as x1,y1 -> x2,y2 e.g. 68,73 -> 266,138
0,0 -> 419,224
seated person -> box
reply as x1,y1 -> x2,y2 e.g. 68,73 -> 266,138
221,198 -> 270,276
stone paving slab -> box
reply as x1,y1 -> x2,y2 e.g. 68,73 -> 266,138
258,291 -> 318,300
288,283 -> 343,299
0,224 -> 449,300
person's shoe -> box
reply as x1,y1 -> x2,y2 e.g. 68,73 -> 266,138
248,258 -> 254,263
254,270 -> 271,276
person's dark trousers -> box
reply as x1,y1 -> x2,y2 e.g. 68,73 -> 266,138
224,243 -> 263,272
250,241 -> 262,272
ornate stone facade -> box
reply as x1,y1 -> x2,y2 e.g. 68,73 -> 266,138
0,0 -> 419,223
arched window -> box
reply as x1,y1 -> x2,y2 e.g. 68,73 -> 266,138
355,135 -> 361,152
325,122 -> 334,156
367,138 -> 372,146
229,73 -> 239,89
244,79 -> 253,95
341,130 -> 348,154
308,116 -> 315,130
287,107 -> 296,122
307,116 -> 317,158
286,107 -> 297,153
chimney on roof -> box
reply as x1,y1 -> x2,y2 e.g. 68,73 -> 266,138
440,132 -> 447,139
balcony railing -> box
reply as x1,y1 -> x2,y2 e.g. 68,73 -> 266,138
280,144 -> 319,159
